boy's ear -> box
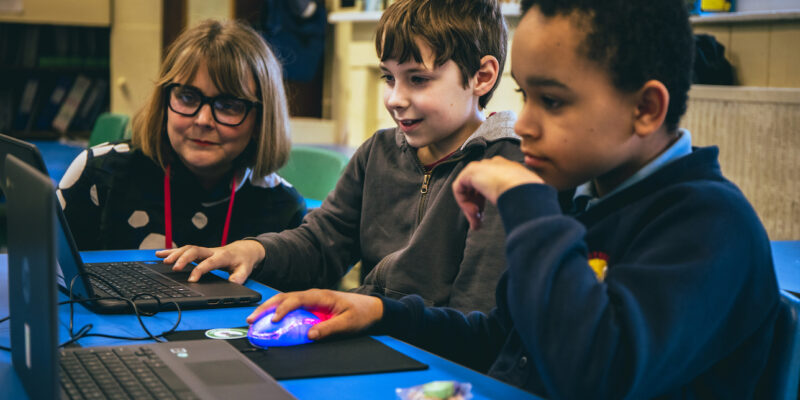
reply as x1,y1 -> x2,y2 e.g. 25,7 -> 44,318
472,55 -> 500,97
632,80 -> 670,137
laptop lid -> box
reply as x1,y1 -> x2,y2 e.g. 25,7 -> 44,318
1,136 -> 262,313
0,133 -> 108,300
6,154 -> 60,400
0,134 -> 90,297
0,134 -> 48,187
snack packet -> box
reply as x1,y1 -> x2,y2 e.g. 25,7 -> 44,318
396,380 -> 473,400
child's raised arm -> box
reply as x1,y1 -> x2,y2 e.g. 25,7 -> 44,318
452,156 -> 543,229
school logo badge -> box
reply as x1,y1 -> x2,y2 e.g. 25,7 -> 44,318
588,251 -> 609,282
205,328 -> 249,340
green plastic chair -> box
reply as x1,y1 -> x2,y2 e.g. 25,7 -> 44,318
88,112 -> 130,147
278,145 -> 350,206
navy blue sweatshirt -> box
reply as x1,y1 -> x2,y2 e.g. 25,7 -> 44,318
373,146 -> 779,399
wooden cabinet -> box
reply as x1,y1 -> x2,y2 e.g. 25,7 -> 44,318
0,0 -> 166,138
0,0 -> 110,26
693,11 -> 800,87
0,0 -> 112,139
0,22 -> 110,139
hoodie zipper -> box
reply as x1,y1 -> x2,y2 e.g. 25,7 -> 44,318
417,172 -> 431,223
416,153 -> 467,224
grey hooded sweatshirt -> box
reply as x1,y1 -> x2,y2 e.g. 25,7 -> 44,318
252,111 -> 522,313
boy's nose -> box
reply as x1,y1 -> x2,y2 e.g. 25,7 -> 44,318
514,107 -> 541,139
385,87 -> 409,109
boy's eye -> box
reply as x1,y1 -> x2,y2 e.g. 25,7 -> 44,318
380,74 -> 395,83
410,76 -> 429,85
541,96 -> 563,110
514,87 -> 527,101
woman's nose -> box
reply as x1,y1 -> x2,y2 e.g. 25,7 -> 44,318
194,103 -> 216,127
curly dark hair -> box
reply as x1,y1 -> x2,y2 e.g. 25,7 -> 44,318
376,0 -> 508,109
520,0 -> 695,132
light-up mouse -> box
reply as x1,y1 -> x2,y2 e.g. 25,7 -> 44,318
247,308 -> 322,349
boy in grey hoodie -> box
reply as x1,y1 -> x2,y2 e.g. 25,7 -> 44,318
160,0 -> 521,314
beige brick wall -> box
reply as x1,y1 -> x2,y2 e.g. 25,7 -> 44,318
683,85 -> 800,240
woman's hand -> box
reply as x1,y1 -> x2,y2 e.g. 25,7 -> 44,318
156,239 -> 266,284
452,156 -> 544,230
247,289 -> 384,340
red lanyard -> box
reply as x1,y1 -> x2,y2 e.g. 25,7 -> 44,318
163,165 -> 237,249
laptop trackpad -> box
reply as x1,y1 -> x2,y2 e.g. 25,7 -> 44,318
186,359 -> 291,398
186,360 -> 264,385
144,262 -> 223,283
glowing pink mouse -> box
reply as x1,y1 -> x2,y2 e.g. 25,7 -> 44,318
247,308 -> 321,349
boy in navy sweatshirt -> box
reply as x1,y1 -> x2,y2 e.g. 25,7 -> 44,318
248,0 -> 780,398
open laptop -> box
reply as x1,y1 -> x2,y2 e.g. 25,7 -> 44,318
0,134 -> 262,313
5,152 -> 296,400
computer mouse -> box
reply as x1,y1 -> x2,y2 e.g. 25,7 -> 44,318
247,308 -> 322,349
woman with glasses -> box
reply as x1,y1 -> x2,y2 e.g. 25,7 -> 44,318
57,19 -> 306,251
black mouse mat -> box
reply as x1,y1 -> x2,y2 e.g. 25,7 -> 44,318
165,328 -> 428,380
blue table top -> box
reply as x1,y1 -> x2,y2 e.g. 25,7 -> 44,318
2,242 -> 797,399
0,250 -> 537,400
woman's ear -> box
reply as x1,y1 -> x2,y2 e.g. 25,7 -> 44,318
473,55 -> 500,97
632,80 -> 670,137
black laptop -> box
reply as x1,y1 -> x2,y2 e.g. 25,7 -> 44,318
5,153 -> 296,400
0,134 -> 262,313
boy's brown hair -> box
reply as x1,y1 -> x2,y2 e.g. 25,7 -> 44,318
375,0 -> 507,109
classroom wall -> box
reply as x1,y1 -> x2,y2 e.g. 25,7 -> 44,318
110,0 -> 161,118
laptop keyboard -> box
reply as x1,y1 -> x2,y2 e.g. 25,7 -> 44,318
60,346 -> 199,400
85,262 -> 202,300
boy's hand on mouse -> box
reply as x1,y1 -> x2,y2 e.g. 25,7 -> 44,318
156,239 -> 266,284
453,156 -> 544,229
248,289 -> 384,340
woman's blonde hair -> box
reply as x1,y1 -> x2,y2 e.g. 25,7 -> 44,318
131,19 -> 291,179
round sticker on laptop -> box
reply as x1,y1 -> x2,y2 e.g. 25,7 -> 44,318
205,328 -> 248,340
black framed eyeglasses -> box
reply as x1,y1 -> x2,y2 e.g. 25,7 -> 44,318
165,83 -> 260,127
